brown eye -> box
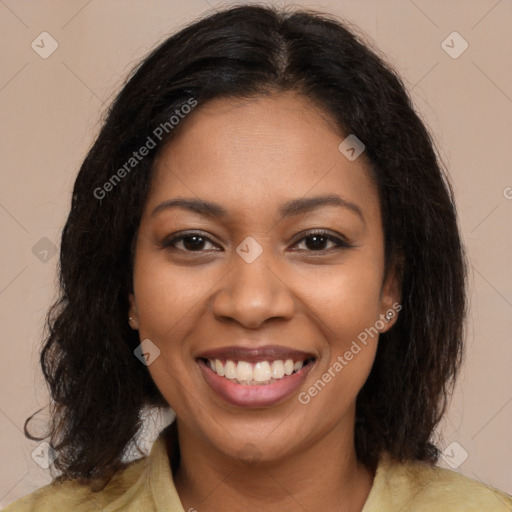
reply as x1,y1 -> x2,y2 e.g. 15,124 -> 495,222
303,234 -> 330,251
292,230 -> 352,252
180,235 -> 208,251
162,231 -> 220,252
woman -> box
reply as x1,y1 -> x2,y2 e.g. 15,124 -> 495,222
6,4 -> 511,511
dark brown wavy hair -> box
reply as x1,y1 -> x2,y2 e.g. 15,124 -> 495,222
25,3 -> 467,491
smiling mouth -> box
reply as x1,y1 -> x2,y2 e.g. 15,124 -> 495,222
199,357 -> 316,386
196,344 -> 317,407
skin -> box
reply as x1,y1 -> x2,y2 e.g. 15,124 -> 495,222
129,91 -> 400,512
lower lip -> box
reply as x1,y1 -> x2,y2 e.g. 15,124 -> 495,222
197,359 -> 315,408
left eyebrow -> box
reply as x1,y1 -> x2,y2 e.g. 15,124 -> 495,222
278,194 -> 364,222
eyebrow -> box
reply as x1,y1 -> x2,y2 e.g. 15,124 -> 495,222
151,194 -> 364,222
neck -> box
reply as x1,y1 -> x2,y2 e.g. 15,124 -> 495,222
169,416 -> 376,512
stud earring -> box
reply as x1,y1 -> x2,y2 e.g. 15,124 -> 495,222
385,312 -> 394,321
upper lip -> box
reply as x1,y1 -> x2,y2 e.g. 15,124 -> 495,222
196,344 -> 316,363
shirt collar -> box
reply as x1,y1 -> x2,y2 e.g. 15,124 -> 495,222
148,432 -> 186,512
147,427 -> 391,511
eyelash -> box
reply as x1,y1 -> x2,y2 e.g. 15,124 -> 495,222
161,229 -> 352,254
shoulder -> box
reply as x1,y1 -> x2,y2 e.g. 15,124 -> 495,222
366,452 -> 512,512
2,456 -> 153,512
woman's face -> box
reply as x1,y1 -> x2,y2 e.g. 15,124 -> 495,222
129,92 -> 399,464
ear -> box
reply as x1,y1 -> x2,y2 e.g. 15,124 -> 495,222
128,293 -> 139,330
377,261 -> 402,333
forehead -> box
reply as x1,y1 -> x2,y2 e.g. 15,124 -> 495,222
146,92 -> 380,224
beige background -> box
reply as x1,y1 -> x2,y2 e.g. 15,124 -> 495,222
1,0 -> 511,507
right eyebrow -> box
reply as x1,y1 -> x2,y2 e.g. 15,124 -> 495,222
151,198 -> 227,218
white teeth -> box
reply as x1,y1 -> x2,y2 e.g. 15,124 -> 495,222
207,357 -> 309,384
253,361 -> 272,382
236,361 -> 253,381
215,359 -> 224,377
271,360 -> 285,379
284,359 -> 294,376
224,360 -> 237,380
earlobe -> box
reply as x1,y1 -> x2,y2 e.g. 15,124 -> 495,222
379,264 -> 402,333
378,302 -> 400,333
128,293 -> 139,330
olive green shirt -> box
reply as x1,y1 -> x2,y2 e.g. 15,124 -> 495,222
4,431 -> 512,511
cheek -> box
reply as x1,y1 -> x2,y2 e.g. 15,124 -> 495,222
310,257 -> 384,343
132,259 -> 202,413
133,253 -> 210,339
131,255 -> 205,404
304,256 -> 383,408
295,264 -> 382,425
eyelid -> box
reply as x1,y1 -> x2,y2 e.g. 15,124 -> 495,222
289,228 -> 353,250
290,228 -> 350,243
160,230 -> 221,250
161,228 -> 352,252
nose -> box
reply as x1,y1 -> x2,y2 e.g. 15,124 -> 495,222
211,249 -> 296,329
